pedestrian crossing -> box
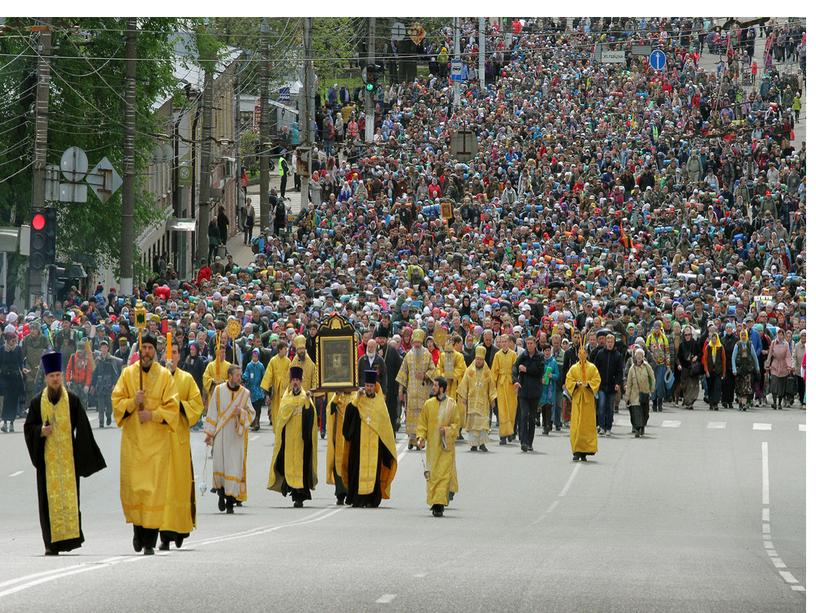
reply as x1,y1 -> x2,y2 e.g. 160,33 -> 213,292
610,414 -> 804,433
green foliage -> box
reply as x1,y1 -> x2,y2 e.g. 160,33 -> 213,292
0,17 -> 182,278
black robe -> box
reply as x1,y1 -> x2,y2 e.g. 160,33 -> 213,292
274,404 -> 315,501
24,391 -> 106,551
341,404 -> 393,508
381,346 -> 403,430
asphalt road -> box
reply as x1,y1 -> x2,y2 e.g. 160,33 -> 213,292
0,396 -> 805,612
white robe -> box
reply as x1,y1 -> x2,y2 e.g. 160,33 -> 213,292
204,383 -> 255,500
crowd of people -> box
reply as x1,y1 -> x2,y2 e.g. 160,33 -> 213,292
2,17 -> 808,539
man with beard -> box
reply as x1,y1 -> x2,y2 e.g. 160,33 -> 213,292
376,326 -> 402,432
339,371 -> 398,508
358,338 -> 387,391
417,377 -> 459,518
160,342 -> 204,548
24,352 -> 106,555
268,367 -> 318,508
459,346 -> 497,452
395,329 -> 436,450
261,341 -> 292,428
204,365 -> 255,514
112,334 -> 179,555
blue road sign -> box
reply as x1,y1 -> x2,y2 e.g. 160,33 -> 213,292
649,49 -> 666,71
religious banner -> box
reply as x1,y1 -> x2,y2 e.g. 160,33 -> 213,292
315,313 -> 358,392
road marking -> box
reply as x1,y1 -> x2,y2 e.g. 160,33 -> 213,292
762,523 -> 771,534
413,573 -> 427,578
661,420 -> 681,428
707,422 -> 726,429
770,557 -> 787,569
8,471 -> 23,477
375,594 -> 396,604
762,508 -> 769,522
767,549 -> 778,557
761,442 -> 769,505
250,435 -> 259,441
792,585 -> 806,592
753,423 -> 772,431
779,571 -> 798,584
0,499 -> 357,600
798,424 -> 806,432
558,464 -> 580,498
763,541 -> 774,549
546,500 -> 560,513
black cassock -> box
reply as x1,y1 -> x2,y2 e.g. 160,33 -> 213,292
274,407 -> 315,501
342,404 -> 392,508
24,392 -> 106,552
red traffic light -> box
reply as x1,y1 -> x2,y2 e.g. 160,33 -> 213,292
32,212 -> 46,231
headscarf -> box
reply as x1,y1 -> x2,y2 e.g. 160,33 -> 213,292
709,333 -> 722,360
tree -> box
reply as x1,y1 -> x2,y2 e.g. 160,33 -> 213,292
0,18 -> 182,302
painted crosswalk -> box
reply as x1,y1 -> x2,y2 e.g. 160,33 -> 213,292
604,417 -> 804,433
707,422 -> 727,429
753,423 -> 773,431
661,420 -> 681,428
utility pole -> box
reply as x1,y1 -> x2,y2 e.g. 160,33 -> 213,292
28,17 -> 51,307
365,17 -> 375,143
120,17 -> 137,296
258,18 -> 270,230
479,17 -> 486,90
453,17 -> 461,108
300,17 -> 312,212
196,56 -> 214,262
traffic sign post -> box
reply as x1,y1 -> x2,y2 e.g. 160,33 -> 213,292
451,59 -> 464,82
649,49 -> 666,71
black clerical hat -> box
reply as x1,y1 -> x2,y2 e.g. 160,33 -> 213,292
289,366 -> 303,380
41,352 -> 62,375
364,370 -> 378,385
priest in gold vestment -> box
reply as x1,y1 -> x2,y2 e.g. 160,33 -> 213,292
417,377 -> 459,518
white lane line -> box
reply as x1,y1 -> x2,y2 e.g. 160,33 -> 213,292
375,594 -> 396,604
792,585 -> 806,592
762,508 -> 770,522
798,424 -> 806,432
779,571 -> 798,584
770,557 -> 787,569
546,500 -> 560,513
707,422 -> 726,429
767,550 -> 778,557
762,523 -> 771,534
8,471 -> 23,477
661,420 -> 681,428
761,442 -> 769,505
753,423 -> 772,431
0,564 -> 106,599
413,573 -> 426,578
763,541 -> 775,549
558,464 -> 581,498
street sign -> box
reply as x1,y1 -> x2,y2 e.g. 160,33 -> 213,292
450,129 -> 477,160
86,156 -> 122,203
601,50 -> 626,63
278,86 -> 290,102
649,49 -> 666,71
391,21 -> 406,42
451,59 -> 464,82
631,45 -> 653,56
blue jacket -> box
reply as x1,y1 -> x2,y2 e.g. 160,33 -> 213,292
539,355 -> 560,406
242,360 -> 266,403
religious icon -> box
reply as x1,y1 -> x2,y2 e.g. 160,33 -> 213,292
315,313 -> 358,391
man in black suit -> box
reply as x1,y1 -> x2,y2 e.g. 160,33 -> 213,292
512,336 -> 545,453
358,338 -> 387,393
376,327 -> 402,432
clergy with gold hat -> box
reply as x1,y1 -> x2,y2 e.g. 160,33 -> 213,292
290,334 -> 318,393
564,336 -> 601,462
395,328 -> 436,449
24,351 -> 106,555
339,370 -> 398,508
112,333 -> 179,555
261,340 -> 293,428
460,345 -> 498,452
435,338 -> 467,429
203,337 -> 232,399
268,366 -> 318,507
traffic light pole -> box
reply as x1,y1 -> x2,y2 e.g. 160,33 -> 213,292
29,18 -> 51,307
365,17 -> 375,143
